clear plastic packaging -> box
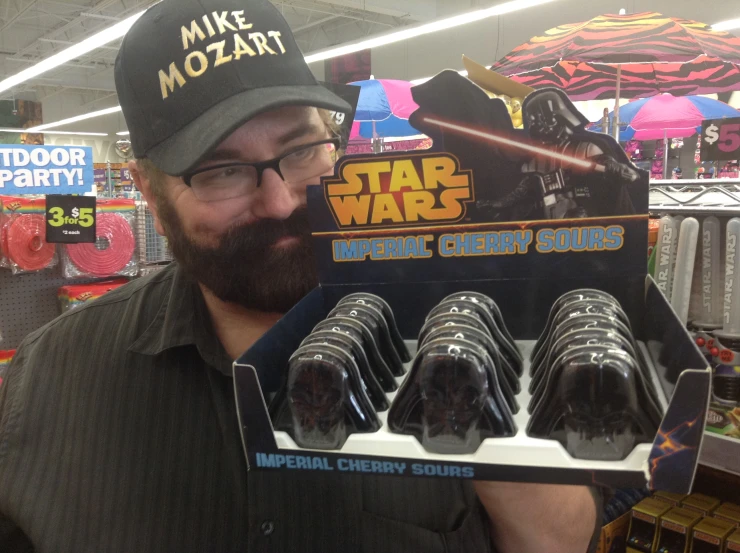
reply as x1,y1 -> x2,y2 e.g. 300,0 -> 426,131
61,199 -> 138,279
1,196 -> 58,275
271,343 -> 381,450
388,337 -> 517,454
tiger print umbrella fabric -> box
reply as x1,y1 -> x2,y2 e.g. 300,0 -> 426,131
491,12 -> 740,100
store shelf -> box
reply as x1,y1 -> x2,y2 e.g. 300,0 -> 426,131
649,179 -> 740,214
700,433 -> 740,476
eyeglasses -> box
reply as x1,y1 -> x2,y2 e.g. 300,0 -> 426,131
183,138 -> 340,202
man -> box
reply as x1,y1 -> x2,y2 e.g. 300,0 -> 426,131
0,0 -> 600,551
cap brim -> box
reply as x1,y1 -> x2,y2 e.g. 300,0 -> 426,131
146,85 -> 352,176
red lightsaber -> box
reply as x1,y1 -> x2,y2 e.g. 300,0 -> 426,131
420,116 -> 607,173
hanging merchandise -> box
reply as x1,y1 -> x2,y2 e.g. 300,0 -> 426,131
0,196 -> 57,274
57,279 -> 129,313
0,350 -> 14,387
695,135 -> 702,165
624,140 -> 643,161
62,199 -> 138,278
652,140 -> 665,180
709,218 -> 740,407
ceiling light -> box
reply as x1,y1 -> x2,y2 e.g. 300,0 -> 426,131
21,0 -> 548,130
0,9 -> 146,94
303,0 -> 557,64
116,131 -> 130,136
712,18 -> 740,31
28,105 -> 122,131
0,128 -> 108,136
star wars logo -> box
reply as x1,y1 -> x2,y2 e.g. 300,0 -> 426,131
703,229 -> 713,311
324,153 -> 474,229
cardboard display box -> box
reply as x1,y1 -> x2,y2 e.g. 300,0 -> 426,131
706,403 -> 740,440
654,491 -> 688,507
596,511 -> 631,553
627,498 -> 673,553
233,70 -> 710,490
655,507 -> 703,553
726,529 -> 740,552
683,494 -> 722,516
715,503 -> 740,527
693,517 -> 736,553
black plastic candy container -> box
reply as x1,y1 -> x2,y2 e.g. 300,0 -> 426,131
338,293 -> 411,362
313,317 -> 398,392
421,324 -> 520,413
302,330 -> 389,412
388,337 -> 516,455
329,303 -> 406,376
527,346 -> 661,461
280,343 -> 380,450
442,291 -> 518,353
531,289 -> 622,360
430,299 -> 523,375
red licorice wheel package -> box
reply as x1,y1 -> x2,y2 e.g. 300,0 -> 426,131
5,214 -> 57,273
64,211 -> 137,278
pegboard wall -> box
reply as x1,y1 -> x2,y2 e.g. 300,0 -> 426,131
0,266 -> 97,349
0,201 -> 173,351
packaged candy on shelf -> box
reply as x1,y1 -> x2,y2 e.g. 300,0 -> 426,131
0,196 -> 57,275
61,199 -> 138,279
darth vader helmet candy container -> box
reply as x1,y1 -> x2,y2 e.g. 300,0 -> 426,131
527,345 -> 661,461
530,298 -> 631,375
312,317 -> 398,392
328,302 -> 406,376
529,324 -> 639,395
441,291 -> 517,352
276,343 -> 380,450
338,293 -> 411,362
302,330 -> 389,412
420,324 -> 519,413
388,337 -> 516,455
528,329 -> 641,413
429,299 -> 523,375
531,289 -> 622,360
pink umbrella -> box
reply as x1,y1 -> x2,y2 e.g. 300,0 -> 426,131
590,93 -> 740,140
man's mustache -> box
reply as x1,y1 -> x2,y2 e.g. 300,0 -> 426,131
220,208 -> 312,251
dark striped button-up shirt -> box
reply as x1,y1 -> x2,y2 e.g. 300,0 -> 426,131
0,263 -> 494,552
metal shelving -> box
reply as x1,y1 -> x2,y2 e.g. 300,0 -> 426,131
650,179 -> 740,214
650,178 -> 740,477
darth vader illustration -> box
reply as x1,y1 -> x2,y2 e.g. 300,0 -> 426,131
409,72 -> 645,222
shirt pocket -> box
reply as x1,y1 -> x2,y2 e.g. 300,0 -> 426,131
359,506 -> 492,553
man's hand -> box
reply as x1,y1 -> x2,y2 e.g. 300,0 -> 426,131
474,481 -> 599,553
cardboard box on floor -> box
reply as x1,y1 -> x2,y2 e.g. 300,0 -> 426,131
233,62 -> 711,491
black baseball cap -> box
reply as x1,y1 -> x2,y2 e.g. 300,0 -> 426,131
114,0 -> 351,176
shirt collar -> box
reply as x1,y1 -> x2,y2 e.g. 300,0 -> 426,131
128,263 -> 232,375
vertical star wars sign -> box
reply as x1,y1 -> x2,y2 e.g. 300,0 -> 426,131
0,145 -> 95,195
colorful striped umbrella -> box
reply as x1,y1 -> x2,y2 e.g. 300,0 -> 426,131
348,79 -> 420,140
490,12 -> 740,101
589,93 -> 740,141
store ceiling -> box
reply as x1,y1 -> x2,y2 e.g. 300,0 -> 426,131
0,0 -> 446,105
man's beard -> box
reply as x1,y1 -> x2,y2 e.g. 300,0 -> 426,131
158,201 -> 318,313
